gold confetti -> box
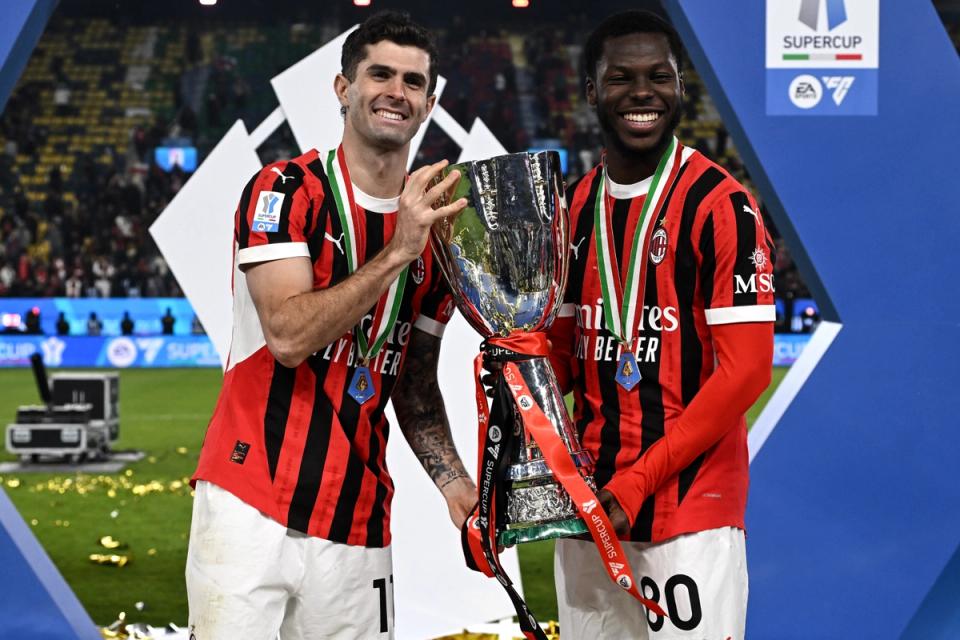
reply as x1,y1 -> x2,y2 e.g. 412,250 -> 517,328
6,478 -> 20,489
147,548 -> 157,556
147,456 -> 157,464
30,518 -> 38,526
176,446 -> 188,455
89,553 -> 129,567
99,536 -> 121,549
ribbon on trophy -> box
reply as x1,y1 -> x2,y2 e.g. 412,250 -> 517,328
460,332 -> 667,638
594,137 -> 685,391
324,146 -> 409,404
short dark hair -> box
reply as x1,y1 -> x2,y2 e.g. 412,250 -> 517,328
583,10 -> 684,80
341,10 -> 439,95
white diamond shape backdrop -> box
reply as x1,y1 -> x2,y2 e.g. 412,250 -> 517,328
148,120 -> 262,368
152,28 -> 523,638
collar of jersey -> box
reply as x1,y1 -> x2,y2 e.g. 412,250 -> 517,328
605,173 -> 653,200
352,184 -> 399,213
602,145 -> 696,200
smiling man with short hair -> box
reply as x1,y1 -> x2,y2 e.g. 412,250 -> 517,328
547,10 -> 776,639
186,11 -> 474,640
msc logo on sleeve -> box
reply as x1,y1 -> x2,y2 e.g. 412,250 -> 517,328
253,190 -> 284,233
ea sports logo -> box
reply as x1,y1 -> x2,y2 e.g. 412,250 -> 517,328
106,337 -> 137,368
649,227 -> 668,265
488,425 -> 502,443
617,575 -> 633,591
789,74 -> 823,109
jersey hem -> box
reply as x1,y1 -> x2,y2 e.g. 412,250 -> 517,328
190,473 -> 393,549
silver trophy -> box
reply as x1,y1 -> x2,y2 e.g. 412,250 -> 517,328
430,151 -> 596,546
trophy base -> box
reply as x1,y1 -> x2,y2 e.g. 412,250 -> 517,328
498,516 -> 589,547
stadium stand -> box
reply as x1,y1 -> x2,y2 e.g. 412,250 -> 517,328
12,3 -> 949,333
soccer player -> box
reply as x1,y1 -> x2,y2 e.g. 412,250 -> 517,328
186,12 -> 475,640
547,11 -> 775,639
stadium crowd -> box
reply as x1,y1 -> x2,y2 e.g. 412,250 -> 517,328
13,4 -> 949,326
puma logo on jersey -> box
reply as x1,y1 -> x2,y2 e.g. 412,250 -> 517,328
325,232 -> 345,255
743,204 -> 761,221
582,499 -> 598,514
570,237 -> 587,260
270,166 -> 295,184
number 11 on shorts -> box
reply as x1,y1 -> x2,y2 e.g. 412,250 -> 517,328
372,575 -> 394,633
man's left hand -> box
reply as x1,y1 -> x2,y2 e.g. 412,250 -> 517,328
442,476 -> 477,530
598,489 -> 631,538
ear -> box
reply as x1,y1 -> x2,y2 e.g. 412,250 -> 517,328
422,93 -> 437,122
585,76 -> 597,107
334,73 -> 350,110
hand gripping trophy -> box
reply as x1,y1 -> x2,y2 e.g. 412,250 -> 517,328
430,151 -> 665,637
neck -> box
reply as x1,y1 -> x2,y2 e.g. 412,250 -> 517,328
603,134 -> 674,185
340,129 -> 407,198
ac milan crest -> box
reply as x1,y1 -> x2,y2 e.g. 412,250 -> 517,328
649,227 -> 669,265
411,255 -> 425,285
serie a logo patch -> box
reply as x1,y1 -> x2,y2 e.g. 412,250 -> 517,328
231,440 -> 251,464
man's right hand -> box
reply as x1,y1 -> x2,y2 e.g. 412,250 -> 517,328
387,159 -> 467,264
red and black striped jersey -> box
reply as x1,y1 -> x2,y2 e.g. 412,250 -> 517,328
193,149 -> 455,548
548,145 -> 776,543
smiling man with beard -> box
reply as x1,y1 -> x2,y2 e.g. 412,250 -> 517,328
547,10 -> 776,639
186,12 -> 475,640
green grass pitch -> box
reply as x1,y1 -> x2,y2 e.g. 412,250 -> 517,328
0,366 -> 787,626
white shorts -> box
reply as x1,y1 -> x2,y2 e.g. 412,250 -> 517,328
555,527 -> 747,640
186,481 -> 394,640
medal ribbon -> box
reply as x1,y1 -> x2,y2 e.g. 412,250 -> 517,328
594,137 -> 681,348
325,147 -> 409,362
460,331 -> 667,627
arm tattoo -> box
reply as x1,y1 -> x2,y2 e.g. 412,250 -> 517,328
393,329 -> 470,490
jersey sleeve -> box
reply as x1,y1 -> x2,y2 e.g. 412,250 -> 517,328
696,188 -> 777,325
413,254 -> 456,338
236,161 -> 321,266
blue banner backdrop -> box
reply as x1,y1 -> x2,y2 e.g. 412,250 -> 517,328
0,297 -> 200,336
0,335 -> 221,368
665,1 -> 960,638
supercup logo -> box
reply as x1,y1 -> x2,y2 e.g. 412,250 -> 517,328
517,395 -> 534,411
488,425 -> 502,443
618,575 -> 633,590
